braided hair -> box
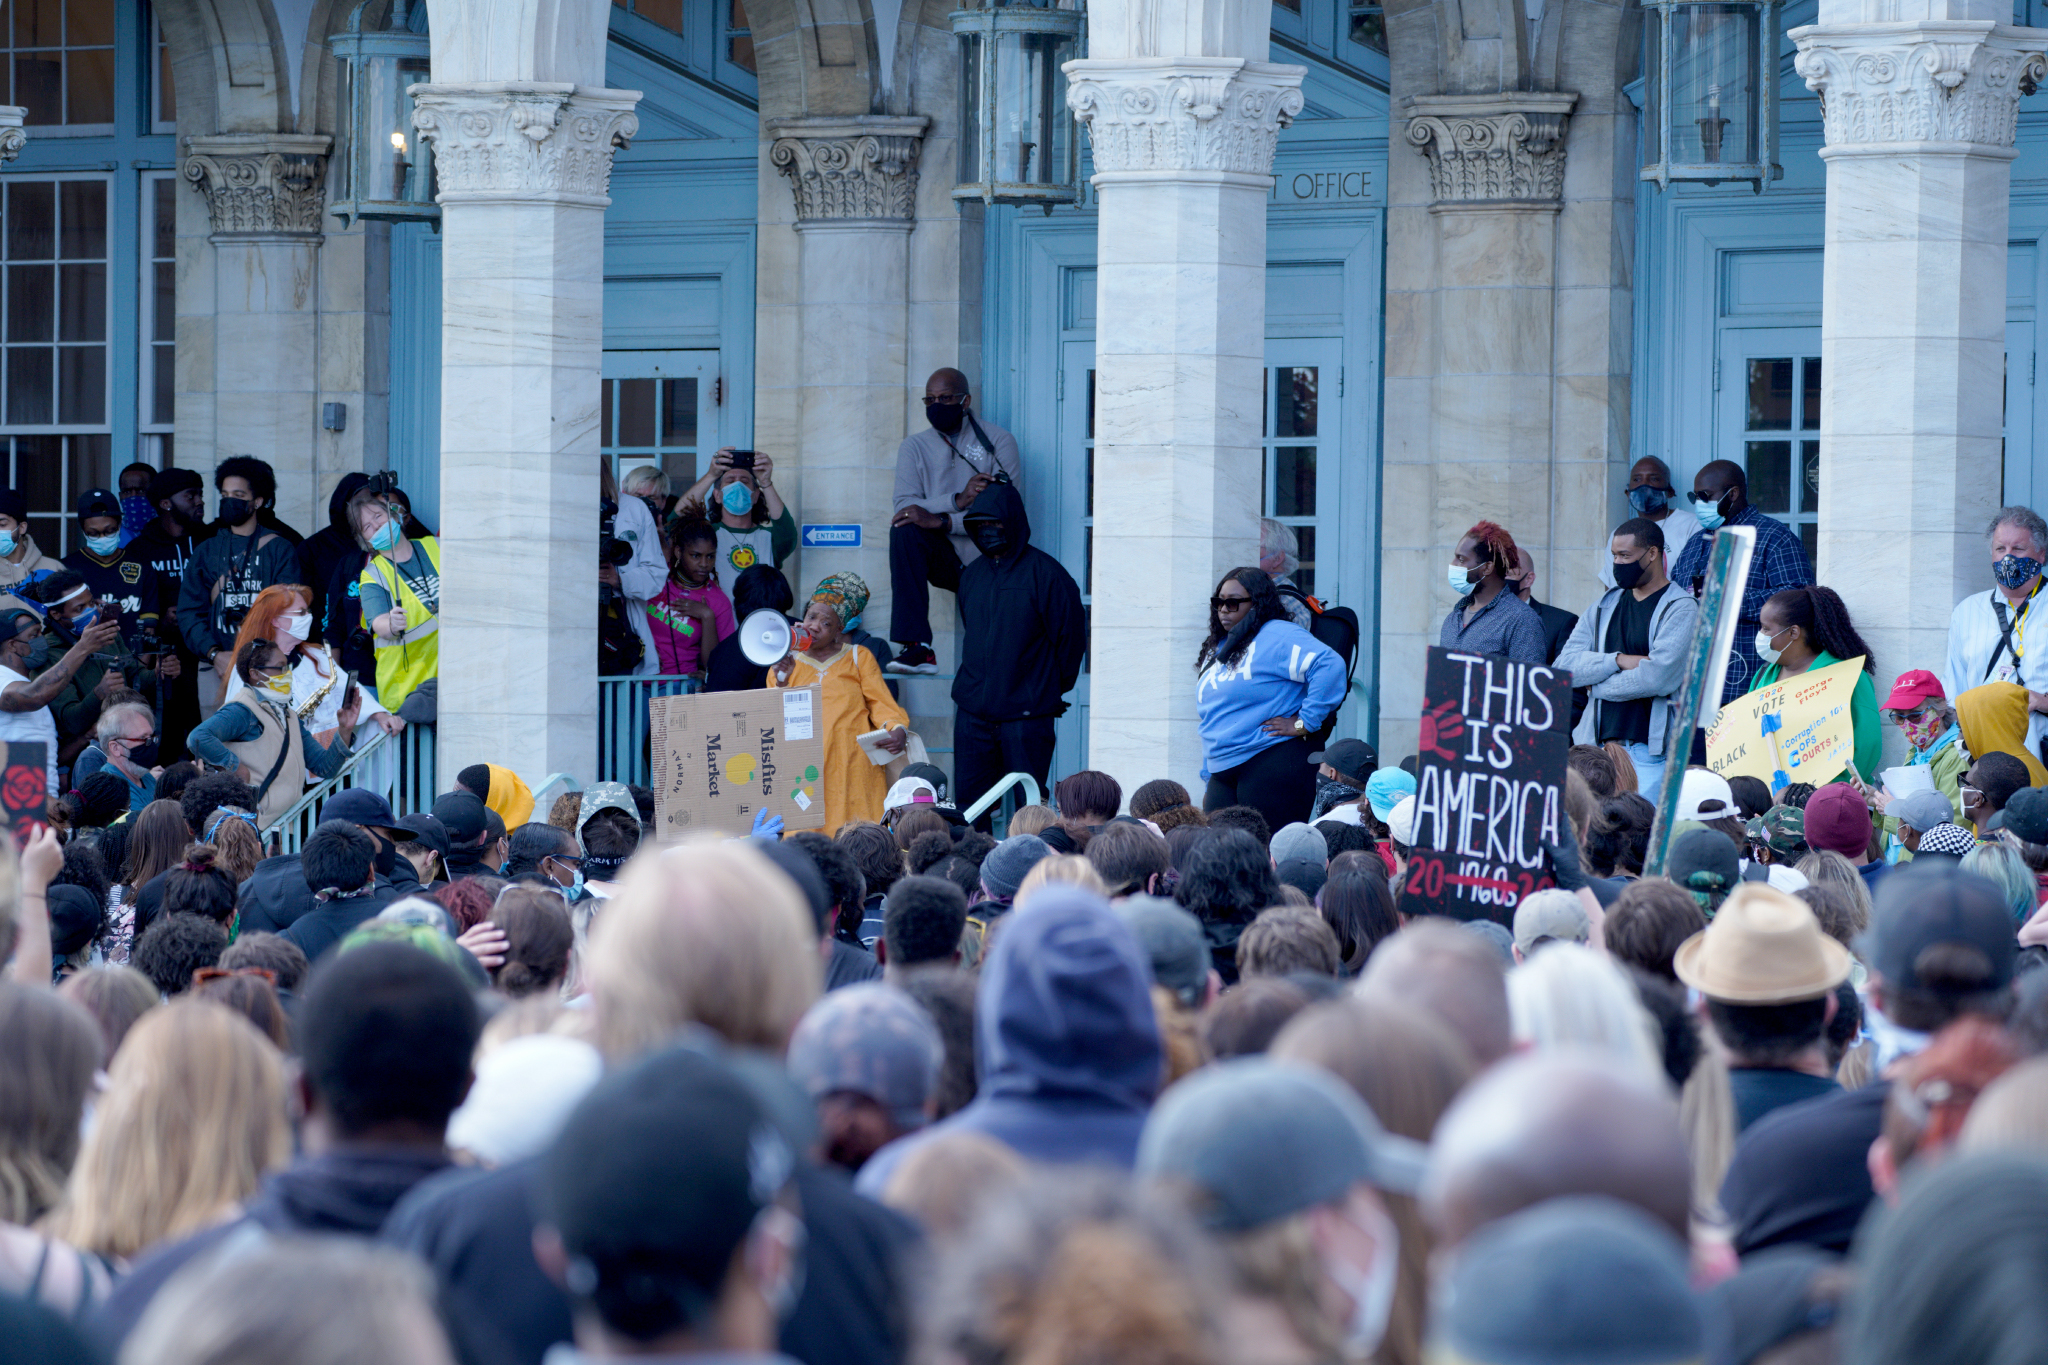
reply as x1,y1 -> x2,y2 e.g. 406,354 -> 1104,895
1461,520 -> 1522,583
1766,586 -> 1875,674
1197,567 -> 1292,672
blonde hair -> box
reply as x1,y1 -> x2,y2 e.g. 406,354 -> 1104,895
587,837 -> 821,1061
1506,943 -> 1666,1090
1961,1056 -> 2048,1155
201,808 -> 264,884
1014,853 -> 1107,909
622,466 -> 670,498
43,999 -> 289,1260
879,1131 -> 1030,1244
0,985 -> 102,1225
1007,805 -> 1058,837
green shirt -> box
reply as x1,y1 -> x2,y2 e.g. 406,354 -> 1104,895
1749,649 -> 1883,786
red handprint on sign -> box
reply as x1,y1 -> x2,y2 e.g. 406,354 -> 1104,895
1418,700 -> 1466,761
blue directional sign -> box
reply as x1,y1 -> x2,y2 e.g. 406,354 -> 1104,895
800,524 -> 862,549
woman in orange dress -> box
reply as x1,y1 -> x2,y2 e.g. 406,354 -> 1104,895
770,573 -> 908,834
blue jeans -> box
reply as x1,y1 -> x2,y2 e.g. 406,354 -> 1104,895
1626,741 -> 1668,809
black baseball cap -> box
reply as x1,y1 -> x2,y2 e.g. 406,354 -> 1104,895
543,1045 -> 795,1336
1856,866 -> 2017,993
399,812 -> 450,861
431,790 -> 489,848
74,488 -> 119,523
322,788 -> 414,841
1308,737 -> 1377,784
2003,787 -> 2048,845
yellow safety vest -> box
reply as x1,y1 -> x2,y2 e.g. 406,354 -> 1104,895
361,536 -> 440,711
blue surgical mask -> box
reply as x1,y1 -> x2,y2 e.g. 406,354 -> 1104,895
1994,553 -> 2042,592
19,635 -> 49,670
0,531 -> 18,558
1448,562 -> 1475,594
370,519 -> 402,553
66,608 -> 97,636
83,532 -> 120,557
1692,493 -> 1726,531
721,482 -> 754,517
1628,485 -> 1671,516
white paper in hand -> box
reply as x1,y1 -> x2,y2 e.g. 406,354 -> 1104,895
1881,766 -> 1936,800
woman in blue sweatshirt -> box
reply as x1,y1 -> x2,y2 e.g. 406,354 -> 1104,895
1197,568 -> 1348,830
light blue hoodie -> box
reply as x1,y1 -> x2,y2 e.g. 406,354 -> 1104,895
1196,619 -> 1348,778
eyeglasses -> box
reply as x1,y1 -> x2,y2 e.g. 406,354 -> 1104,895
192,966 -> 276,987
923,393 -> 967,405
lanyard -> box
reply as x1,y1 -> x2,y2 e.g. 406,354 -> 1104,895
1988,582 -> 2042,680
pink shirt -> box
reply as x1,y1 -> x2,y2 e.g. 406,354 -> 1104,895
644,579 -> 736,675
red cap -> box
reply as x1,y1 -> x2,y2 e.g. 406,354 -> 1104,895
1882,669 -> 1946,712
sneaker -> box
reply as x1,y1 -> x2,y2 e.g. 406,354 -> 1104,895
886,644 -> 939,675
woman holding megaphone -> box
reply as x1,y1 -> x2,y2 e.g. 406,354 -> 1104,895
768,572 -> 909,834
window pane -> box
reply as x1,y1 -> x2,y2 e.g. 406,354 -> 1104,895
1348,3 -> 1386,49
1085,444 -> 1094,517
729,0 -> 755,72
153,178 -> 175,259
13,52 -> 57,122
1800,439 -> 1819,515
1085,369 -> 1095,439
57,261 -> 102,340
600,380 -> 613,444
661,451 -> 696,489
616,378 -> 655,447
1802,357 -> 1821,430
1746,358 -> 1793,430
7,263 -> 51,341
152,343 -> 172,425
1800,521 -> 1816,567
63,44 -> 113,124
65,0 -> 113,47
660,377 -> 696,445
17,431 -> 58,505
6,345 -> 50,422
1294,524 -> 1316,598
7,181 -> 53,260
13,0 -> 57,47
1274,445 -> 1316,517
57,342 -> 101,422
1745,439 -> 1792,513
634,0 -> 683,31
156,20 -> 175,123
68,430 -> 107,501
152,261 -> 172,341
1275,366 -> 1318,437
59,180 -> 104,258
1274,0 -> 1302,11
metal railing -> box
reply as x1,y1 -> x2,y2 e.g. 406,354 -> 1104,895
262,721 -> 438,856
598,674 -> 701,787
964,772 -> 1042,838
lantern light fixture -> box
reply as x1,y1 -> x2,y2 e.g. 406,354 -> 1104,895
950,1 -> 1086,213
1641,0 -> 1782,193
329,0 -> 438,226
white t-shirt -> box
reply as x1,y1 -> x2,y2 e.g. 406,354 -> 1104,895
0,664 -> 59,796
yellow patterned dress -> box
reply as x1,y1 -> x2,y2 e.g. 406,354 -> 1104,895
767,643 -> 908,834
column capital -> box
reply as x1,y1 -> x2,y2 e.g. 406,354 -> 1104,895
0,106 -> 24,164
1064,57 -> 1307,179
1402,92 -> 1578,209
181,133 -> 333,240
410,83 -> 642,207
1790,21 -> 2047,152
765,115 -> 930,226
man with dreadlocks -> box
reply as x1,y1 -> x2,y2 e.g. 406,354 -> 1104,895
1442,520 -> 1548,665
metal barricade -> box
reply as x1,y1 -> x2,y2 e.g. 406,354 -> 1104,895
597,674 -> 701,787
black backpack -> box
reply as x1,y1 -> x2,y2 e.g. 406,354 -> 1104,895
599,590 -> 644,676
1275,583 -> 1360,746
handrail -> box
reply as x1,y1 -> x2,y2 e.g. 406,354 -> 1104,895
963,772 -> 1041,835
264,726 -> 398,854
530,772 -> 583,811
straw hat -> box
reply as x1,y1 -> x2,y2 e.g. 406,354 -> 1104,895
1673,883 -> 1852,1004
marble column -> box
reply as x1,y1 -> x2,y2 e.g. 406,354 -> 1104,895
179,134 -> 332,534
1067,57 -> 1305,796
1794,10 -> 2046,688
763,115 -> 928,631
411,83 -> 640,782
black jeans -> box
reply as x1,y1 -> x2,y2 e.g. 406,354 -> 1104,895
889,523 -> 962,645
1204,737 -> 1316,834
955,709 -> 1057,824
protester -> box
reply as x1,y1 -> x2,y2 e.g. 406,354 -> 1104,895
704,562 -> 797,693
1131,778 -> 1207,832
768,573 -> 907,834
0,605 -> 120,796
174,458 -> 299,716
950,480 -> 1085,814
1441,521 -> 1547,664
85,699 -> 160,814
1600,457 -> 1702,591
351,479 -> 441,716
188,639 -> 356,827
1504,543 -> 1578,667
128,469 -> 206,760
1510,887 -> 1590,962
1086,819 -> 1170,898
241,788 -> 420,935
1235,905 -> 1342,979
1804,782 -> 1886,897
887,368 -> 1021,674
129,914 -> 227,996
1878,669 -> 1971,819
23,568 -> 144,764
488,886 -> 574,997
878,875 -> 968,981
1946,506 -> 2048,775
1670,458 -> 1816,703
1257,517 -> 1315,628
787,982 -> 944,1174
642,517 -> 735,677
1197,568 -> 1346,832
1746,586 -> 1882,782
1556,517 -> 1698,798
219,582 -> 400,752
680,447 -> 797,599
277,822 -> 387,963
1962,748 -> 2032,834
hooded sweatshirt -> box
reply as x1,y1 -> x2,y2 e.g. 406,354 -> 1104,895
856,887 -> 1163,1194
300,472 -> 373,674
951,481 -> 1085,721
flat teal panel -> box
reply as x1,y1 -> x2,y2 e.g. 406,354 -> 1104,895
388,222 -> 441,530
605,275 -> 724,347
1063,268 -> 1096,330
1267,262 -> 1345,331
1720,249 -> 1822,318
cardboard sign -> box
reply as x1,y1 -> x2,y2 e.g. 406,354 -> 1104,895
1399,648 -> 1571,925
1706,654 -> 1865,789
649,687 -> 827,838
0,742 -> 44,845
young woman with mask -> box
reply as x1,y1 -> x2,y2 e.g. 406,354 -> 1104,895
217,585 -> 399,752
1747,585 -> 1882,786
680,447 -> 796,597
349,485 -> 440,716
770,572 -> 908,834
188,639 -> 357,828
644,520 -> 736,677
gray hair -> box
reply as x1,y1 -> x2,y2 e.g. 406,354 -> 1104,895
1258,518 -> 1299,578
621,465 -> 669,498
1988,506 -> 2048,558
95,700 -> 153,747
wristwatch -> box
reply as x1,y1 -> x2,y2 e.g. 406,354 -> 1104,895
1293,717 -> 1307,735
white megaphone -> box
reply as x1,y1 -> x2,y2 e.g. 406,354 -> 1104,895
739,609 -> 801,666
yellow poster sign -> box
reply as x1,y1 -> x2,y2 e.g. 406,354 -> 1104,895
1706,655 -> 1866,790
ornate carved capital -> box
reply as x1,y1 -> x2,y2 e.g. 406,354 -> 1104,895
1790,21 -> 2046,151
181,134 -> 332,239
1064,58 -> 1306,178
766,116 -> 930,225
0,106 -> 25,164
1403,93 -> 1577,208
411,83 -> 642,207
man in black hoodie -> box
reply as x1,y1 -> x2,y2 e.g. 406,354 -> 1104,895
91,941 -> 479,1355
127,468 -> 207,760
952,481 -> 1084,815
300,470 -> 373,674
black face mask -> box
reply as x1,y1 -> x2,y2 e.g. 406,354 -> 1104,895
970,521 -> 1010,557
218,496 -> 253,525
372,835 -> 399,878
926,401 -> 966,435
120,740 -> 159,769
1613,558 -> 1648,591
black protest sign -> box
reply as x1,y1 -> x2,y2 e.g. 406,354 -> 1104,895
1399,647 -> 1571,925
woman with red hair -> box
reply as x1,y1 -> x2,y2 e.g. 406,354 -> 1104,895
219,584 -> 404,762
1442,521 -> 1547,664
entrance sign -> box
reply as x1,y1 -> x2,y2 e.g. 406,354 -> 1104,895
800,524 -> 862,549
1399,647 -> 1571,924
1706,654 -> 1865,790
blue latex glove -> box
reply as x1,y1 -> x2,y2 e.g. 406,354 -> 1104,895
750,808 -> 785,841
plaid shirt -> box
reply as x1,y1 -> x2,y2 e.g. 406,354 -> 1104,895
1668,505 -> 1814,703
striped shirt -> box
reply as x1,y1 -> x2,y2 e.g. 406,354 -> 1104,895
1669,506 -> 1814,703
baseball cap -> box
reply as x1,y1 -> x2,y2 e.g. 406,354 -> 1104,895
979,833 -> 1051,898
1803,783 -> 1872,859
1270,821 -> 1328,866
1138,1057 -> 1426,1231
47,884 -> 102,958
1881,669 -> 1948,712
544,1045 -> 795,1335
1890,789 -> 1956,834
577,780 -> 638,836
1114,896 -> 1211,1007
399,812 -> 450,861
1673,882 -> 1851,1003
322,788 -> 414,841
1309,737 -> 1376,784
2003,787 -> 2048,845
1276,857 -> 1328,901
1668,827 -> 1740,912
785,983 -> 943,1128
74,487 -> 119,523
1914,823 -> 1978,859
883,776 -> 938,814
899,762 -> 952,804
432,790 -> 489,848
1761,804 -> 1807,855
1857,866 -> 2018,993
447,1033 -> 604,1168
1386,794 -> 1419,846
1512,888 -> 1590,955
1366,768 -> 1418,822
1676,768 -> 1737,823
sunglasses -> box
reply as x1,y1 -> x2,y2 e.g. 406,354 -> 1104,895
1212,596 -> 1251,609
